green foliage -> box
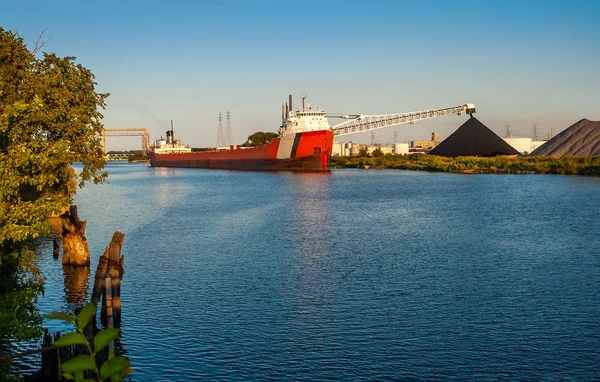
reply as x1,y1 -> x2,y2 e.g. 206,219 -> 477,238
127,153 -> 147,162
0,27 -> 108,347
46,302 -> 131,381
242,131 -> 278,147
0,245 -> 44,340
371,147 -> 384,157
358,147 -> 368,157
0,27 -> 108,246
330,154 -> 600,175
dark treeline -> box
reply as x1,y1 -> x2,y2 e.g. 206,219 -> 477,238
106,150 -> 142,155
331,154 -> 600,175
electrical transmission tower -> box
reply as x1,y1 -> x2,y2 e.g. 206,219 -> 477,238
370,132 -> 375,146
225,111 -> 233,147
504,124 -> 511,138
393,130 -> 398,143
532,124 -> 538,141
217,112 -> 224,147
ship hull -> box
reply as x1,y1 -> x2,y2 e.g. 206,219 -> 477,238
148,130 -> 333,171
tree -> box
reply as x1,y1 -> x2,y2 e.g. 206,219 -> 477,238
372,147 -> 384,157
0,28 -> 108,343
242,131 -> 278,147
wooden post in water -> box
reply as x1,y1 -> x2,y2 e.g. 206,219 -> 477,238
40,329 -> 60,380
60,205 -> 90,266
53,238 -> 60,259
91,232 -> 125,327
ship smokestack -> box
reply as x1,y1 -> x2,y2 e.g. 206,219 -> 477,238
285,102 -> 289,120
166,120 -> 175,145
289,94 -> 292,114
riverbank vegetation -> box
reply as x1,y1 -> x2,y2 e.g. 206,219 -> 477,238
331,154 -> 600,175
243,131 -> 278,147
107,150 -> 147,162
0,27 -> 107,377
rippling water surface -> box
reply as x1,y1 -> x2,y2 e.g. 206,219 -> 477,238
30,163 -> 600,380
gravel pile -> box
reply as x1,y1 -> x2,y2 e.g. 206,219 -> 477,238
529,119 -> 600,157
429,117 -> 520,157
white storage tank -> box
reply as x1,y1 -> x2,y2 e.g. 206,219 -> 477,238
350,144 -> 362,156
332,142 -> 342,156
394,143 -> 409,155
342,143 -> 353,156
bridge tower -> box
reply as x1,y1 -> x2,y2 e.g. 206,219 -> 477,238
101,128 -> 150,154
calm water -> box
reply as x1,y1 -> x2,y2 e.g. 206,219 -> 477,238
28,163 -> 600,380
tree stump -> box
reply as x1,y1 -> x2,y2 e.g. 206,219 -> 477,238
60,205 -> 90,266
92,232 -> 125,327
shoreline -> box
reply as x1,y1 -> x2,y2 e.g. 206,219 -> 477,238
330,154 -> 600,176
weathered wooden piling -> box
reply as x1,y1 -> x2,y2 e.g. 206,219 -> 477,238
91,232 -> 125,327
37,315 -> 98,381
60,205 -> 90,266
39,329 -> 59,380
7,234 -> 126,381
52,238 -> 59,259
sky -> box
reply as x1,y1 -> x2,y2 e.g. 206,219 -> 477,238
2,0 -> 599,150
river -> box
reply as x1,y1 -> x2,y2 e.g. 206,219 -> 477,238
29,163 -> 600,380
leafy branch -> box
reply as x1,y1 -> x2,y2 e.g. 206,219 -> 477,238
46,302 -> 131,381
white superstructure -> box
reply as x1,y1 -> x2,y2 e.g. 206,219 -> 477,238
151,121 -> 192,154
279,95 -> 332,137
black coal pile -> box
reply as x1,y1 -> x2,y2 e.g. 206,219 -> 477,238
429,117 -> 520,157
529,119 -> 600,157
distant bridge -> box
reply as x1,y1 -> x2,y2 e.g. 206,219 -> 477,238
102,128 -> 150,154
105,153 -> 131,161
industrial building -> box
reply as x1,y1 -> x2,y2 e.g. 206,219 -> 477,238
332,141 -> 411,156
411,132 -> 439,150
332,132 -> 437,156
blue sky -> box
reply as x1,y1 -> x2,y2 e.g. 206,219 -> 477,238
3,0 -> 599,150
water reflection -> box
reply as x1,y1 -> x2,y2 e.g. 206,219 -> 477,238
151,168 -> 179,211
284,173 -> 334,302
285,172 -> 333,243
150,166 -> 177,177
62,265 -> 90,308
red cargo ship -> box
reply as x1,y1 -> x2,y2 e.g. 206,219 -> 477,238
147,95 -> 333,171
